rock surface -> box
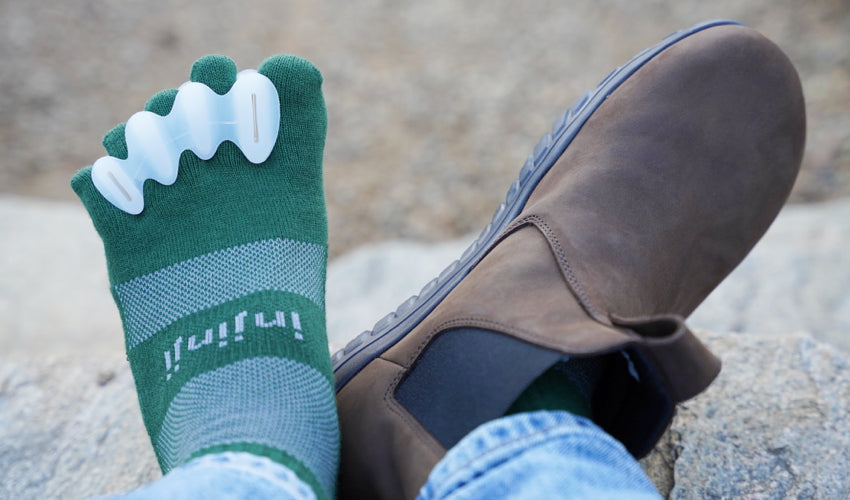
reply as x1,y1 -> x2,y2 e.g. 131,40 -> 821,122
640,332 -> 850,499
0,355 -> 159,499
1,196 -> 849,498
0,197 -> 123,357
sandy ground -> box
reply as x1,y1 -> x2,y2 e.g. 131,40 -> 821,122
1,0 -> 848,256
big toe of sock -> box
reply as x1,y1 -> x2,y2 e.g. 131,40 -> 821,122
257,54 -> 326,176
259,55 -> 324,106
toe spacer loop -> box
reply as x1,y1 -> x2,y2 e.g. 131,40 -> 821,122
91,70 -> 280,214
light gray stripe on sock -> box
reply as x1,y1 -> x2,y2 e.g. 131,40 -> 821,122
114,238 -> 325,350
156,357 -> 339,498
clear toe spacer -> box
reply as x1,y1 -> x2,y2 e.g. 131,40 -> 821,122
91,69 -> 281,214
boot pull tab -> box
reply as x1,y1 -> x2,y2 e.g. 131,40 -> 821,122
612,314 -> 721,403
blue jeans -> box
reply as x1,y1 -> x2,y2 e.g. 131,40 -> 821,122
104,411 -> 661,500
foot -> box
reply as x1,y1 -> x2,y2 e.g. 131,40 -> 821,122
73,54 -> 338,500
333,21 -> 805,499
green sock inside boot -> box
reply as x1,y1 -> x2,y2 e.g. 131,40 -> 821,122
72,54 -> 337,500
507,357 -> 601,420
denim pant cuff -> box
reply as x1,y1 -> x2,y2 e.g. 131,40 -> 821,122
99,452 -> 315,500
417,410 -> 662,500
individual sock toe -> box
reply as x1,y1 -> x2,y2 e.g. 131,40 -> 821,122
145,88 -> 179,116
190,54 -> 238,95
70,166 -> 95,200
102,123 -> 128,160
258,54 -> 323,100
258,55 -> 326,185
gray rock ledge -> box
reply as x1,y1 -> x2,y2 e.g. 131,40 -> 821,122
640,332 -> 850,499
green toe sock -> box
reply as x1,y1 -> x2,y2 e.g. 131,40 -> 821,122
507,357 -> 602,420
72,54 -> 337,500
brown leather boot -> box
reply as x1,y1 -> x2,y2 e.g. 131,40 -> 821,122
333,20 -> 806,499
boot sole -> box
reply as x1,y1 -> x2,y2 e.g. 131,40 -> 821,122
332,19 -> 742,390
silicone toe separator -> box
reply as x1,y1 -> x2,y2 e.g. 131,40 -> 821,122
91,70 -> 280,215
